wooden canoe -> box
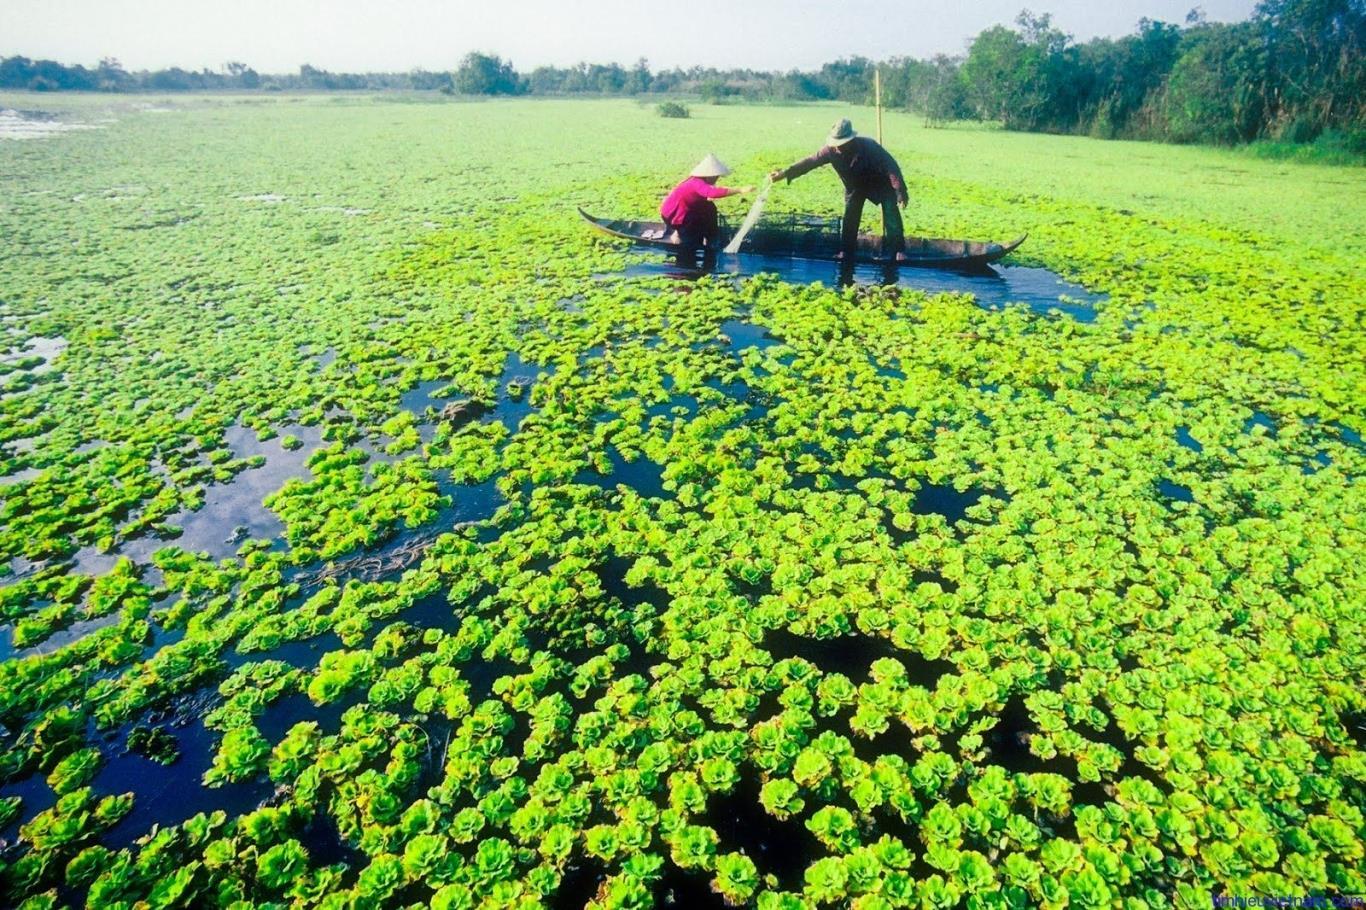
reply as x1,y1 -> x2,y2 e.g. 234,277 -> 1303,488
579,208 -> 1026,270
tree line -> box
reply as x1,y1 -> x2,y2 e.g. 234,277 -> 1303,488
3,0 -> 1360,151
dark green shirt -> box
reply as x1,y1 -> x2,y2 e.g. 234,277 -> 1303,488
780,136 -> 907,203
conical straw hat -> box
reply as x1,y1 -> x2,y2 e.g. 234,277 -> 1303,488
690,153 -> 731,177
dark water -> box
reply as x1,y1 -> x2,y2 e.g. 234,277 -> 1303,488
1175,426 -> 1203,453
913,482 -> 987,523
0,285 -> 1087,887
1243,410 -> 1277,437
399,378 -> 450,424
93,718 -> 275,851
401,350 -> 544,441
701,775 -> 821,892
0,423 -> 323,659
765,628 -> 945,685
717,319 -> 780,355
1157,479 -> 1195,503
621,254 -> 1107,321
574,447 -> 667,499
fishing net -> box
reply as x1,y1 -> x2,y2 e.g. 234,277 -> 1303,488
723,177 -> 772,254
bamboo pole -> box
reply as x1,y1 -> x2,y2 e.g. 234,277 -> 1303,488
875,67 -> 884,144
875,67 -> 884,234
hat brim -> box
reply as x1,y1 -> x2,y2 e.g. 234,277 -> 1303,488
826,133 -> 856,147
690,166 -> 731,177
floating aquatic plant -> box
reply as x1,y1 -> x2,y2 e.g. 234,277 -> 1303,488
0,95 -> 1360,909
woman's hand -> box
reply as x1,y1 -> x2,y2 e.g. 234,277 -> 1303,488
737,185 -> 756,195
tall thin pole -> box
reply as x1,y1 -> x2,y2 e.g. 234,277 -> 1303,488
875,67 -> 884,234
875,67 -> 884,144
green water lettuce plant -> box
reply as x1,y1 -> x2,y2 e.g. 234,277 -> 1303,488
0,96 -> 1361,910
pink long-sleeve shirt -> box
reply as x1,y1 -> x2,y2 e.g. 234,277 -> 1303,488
660,176 -> 734,225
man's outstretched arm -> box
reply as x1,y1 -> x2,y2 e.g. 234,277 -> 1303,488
770,145 -> 833,183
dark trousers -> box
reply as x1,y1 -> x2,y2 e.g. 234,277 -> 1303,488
667,202 -> 719,266
843,192 -> 904,259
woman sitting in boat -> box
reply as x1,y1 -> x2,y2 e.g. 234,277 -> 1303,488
661,154 -> 753,267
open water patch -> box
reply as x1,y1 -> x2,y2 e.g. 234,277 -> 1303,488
1175,426 -> 1204,453
491,350 -> 542,432
1334,422 -> 1363,449
0,772 -> 57,844
399,350 -> 544,447
702,776 -> 820,891
1243,410 -> 1277,437
0,109 -> 101,141
764,628 -> 949,686
574,446 -> 667,500
619,255 -> 1107,320
551,860 -> 607,909
117,423 -> 322,564
1157,479 -> 1194,503
94,720 -> 274,851
912,481 -> 998,525
653,867 -> 729,910
717,318 -> 781,356
4,336 -> 69,374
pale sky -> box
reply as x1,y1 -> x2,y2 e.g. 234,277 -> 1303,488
1,0 -> 1260,73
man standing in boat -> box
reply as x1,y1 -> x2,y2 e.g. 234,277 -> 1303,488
769,119 -> 909,263
661,153 -> 753,268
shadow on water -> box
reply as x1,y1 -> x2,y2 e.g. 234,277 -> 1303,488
622,253 -> 1106,321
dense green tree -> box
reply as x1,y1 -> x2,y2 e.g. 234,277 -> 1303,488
1162,22 -> 1271,143
1077,20 -> 1183,137
815,57 -> 874,102
225,61 -> 260,90
1257,0 -> 1366,136
624,58 -> 652,94
454,52 -> 522,95
2,2 -> 1360,155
